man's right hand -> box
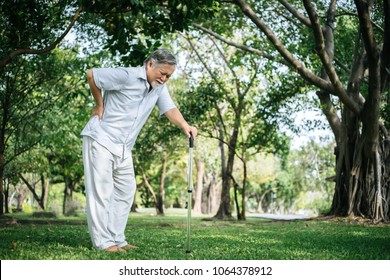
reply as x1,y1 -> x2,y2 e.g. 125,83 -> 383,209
91,105 -> 104,121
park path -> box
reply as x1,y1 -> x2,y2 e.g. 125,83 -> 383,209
248,213 -> 312,220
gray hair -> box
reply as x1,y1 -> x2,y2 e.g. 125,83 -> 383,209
144,49 -> 177,66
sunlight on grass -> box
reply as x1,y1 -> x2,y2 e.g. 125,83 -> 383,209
349,231 -> 369,237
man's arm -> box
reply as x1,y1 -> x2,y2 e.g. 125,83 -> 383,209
86,69 -> 104,120
164,108 -> 198,138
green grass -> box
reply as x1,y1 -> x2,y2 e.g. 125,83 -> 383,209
1,211 -> 389,260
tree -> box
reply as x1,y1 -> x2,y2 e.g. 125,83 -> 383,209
0,51 -> 73,215
0,46 -> 89,215
41,50 -> 89,215
199,0 -> 389,222
178,27 -> 290,220
4,151 -> 49,213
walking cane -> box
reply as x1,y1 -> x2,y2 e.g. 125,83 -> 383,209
186,132 -> 194,253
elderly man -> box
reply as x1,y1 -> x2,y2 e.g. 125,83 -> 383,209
81,49 -> 197,252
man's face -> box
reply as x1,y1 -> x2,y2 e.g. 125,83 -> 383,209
146,60 -> 175,88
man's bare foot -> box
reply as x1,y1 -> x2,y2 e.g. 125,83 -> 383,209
121,244 -> 139,250
104,245 -> 126,253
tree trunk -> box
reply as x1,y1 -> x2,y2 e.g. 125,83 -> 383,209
63,177 -> 73,215
241,157 -> 247,220
16,191 -> 24,211
302,0 -> 390,222
157,152 -> 170,216
141,171 -> 160,214
214,98 -> 244,219
201,173 -> 212,214
4,178 -> 9,213
213,119 -> 231,219
214,142 -> 235,219
211,180 -> 222,214
331,135 -> 389,222
237,144 -> 248,220
329,1 -> 389,222
131,195 -> 138,212
0,153 -> 5,216
232,175 -> 242,220
41,174 -> 49,210
137,161 -> 161,214
13,182 -> 28,212
193,157 -> 204,214
256,188 -> 275,213
203,173 -> 221,214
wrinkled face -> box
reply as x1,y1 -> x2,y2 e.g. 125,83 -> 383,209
146,60 -> 175,88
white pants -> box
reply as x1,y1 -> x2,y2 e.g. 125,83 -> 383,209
82,136 -> 136,250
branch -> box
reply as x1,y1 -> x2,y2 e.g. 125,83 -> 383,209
216,104 -> 228,138
232,0 -> 334,93
20,174 -> 45,210
316,90 -> 342,142
0,6 -> 83,68
242,61 -> 259,97
193,23 -> 289,67
4,137 -> 40,166
347,32 -> 366,99
207,133 -> 245,161
334,57 -> 351,73
209,36 -> 239,87
336,10 -> 384,33
276,0 -> 312,28
137,164 -> 158,205
181,33 -> 225,91
181,34 -> 230,135
208,36 -> 240,111
303,0 -> 361,115
354,0 -> 381,141
354,0 -> 378,62
315,0 -> 342,141
353,93 -> 389,140
380,0 -> 390,91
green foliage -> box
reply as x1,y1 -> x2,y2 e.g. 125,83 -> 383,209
79,0 -> 219,65
0,0 -> 74,55
286,140 -> 335,213
245,139 -> 335,214
0,50 -> 71,171
19,203 -> 33,214
176,82 -> 221,127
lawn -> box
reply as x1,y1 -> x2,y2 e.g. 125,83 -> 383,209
1,210 -> 389,260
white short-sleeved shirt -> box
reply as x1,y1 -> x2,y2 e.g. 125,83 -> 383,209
81,65 -> 176,158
